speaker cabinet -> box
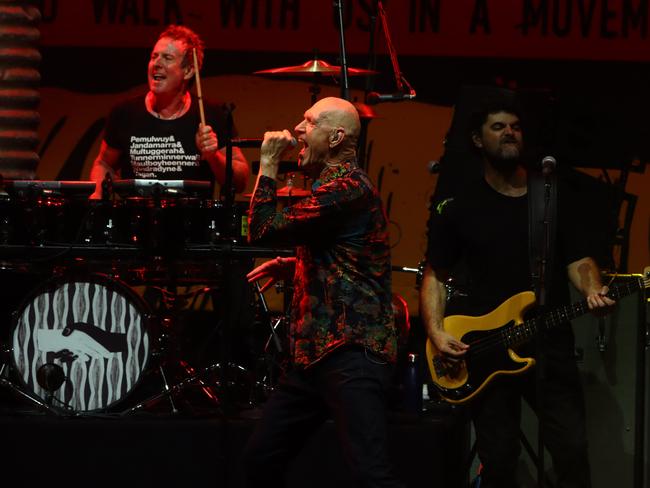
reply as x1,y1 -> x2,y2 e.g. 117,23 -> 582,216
518,275 -> 647,487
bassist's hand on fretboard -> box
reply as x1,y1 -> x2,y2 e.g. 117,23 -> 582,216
585,284 -> 616,317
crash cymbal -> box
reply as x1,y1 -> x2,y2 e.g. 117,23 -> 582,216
254,58 -> 378,77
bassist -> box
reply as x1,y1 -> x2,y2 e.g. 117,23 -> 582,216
419,98 -> 615,488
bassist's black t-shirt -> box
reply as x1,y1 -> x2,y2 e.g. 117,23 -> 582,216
425,176 -> 605,337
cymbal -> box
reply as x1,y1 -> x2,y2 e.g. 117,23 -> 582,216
244,186 -> 311,199
254,58 -> 378,77
277,186 -> 311,198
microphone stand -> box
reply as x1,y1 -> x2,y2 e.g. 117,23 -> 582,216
334,0 -> 350,101
222,104 -> 236,228
357,0 -> 380,173
533,168 -> 553,488
219,104 -> 238,415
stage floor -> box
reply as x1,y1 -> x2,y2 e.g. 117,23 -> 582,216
0,388 -> 471,488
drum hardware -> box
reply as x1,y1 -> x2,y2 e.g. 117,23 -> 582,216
251,281 -> 287,402
112,179 -> 212,199
250,282 -> 289,402
243,183 -> 312,201
86,178 -> 222,252
115,284 -> 227,416
251,160 -> 301,175
352,101 -> 379,120
254,54 -> 378,105
133,263 -> 294,414
5,180 -> 96,198
255,282 -> 284,356
22,194 -> 66,245
3,180 -> 96,246
413,260 -> 468,304
76,200 -> 115,246
0,351 -> 63,416
253,56 -> 378,77
0,246 -> 298,415
119,361 -> 222,416
34,362 -> 70,409
0,179 -> 250,252
0,187 -> 87,247
81,197 -> 248,252
231,274 -> 295,410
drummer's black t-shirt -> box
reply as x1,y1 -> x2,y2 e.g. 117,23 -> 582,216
103,93 -> 235,184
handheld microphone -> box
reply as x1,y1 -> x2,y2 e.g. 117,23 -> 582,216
230,137 -> 298,148
541,155 -> 556,176
366,91 -> 416,105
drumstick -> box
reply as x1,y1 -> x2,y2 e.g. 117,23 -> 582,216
193,47 -> 206,127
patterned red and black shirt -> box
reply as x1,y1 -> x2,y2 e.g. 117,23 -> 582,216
248,162 -> 398,368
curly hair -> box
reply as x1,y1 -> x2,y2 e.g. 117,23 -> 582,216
158,24 -> 205,71
467,97 -> 524,139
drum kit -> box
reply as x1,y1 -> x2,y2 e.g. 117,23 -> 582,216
0,54 -> 403,418
0,177 -> 289,417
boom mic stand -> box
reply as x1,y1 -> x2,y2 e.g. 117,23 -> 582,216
366,1 -> 417,107
359,1 -> 417,173
334,0 -> 350,101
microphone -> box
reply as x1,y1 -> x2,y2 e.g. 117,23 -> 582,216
230,137 -> 298,148
36,363 -> 66,393
541,155 -> 556,176
366,91 -> 416,105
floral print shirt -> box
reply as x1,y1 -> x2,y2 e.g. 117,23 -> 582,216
248,162 -> 398,367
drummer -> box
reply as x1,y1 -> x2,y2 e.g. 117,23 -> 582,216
89,24 -> 249,199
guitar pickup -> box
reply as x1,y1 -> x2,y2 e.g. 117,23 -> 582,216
432,356 -> 446,376
432,356 -> 458,378
433,355 -> 464,379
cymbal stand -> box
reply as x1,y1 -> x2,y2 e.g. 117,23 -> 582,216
307,52 -> 323,105
309,76 -> 322,105
334,0 -> 350,100
119,284 -> 221,416
246,282 -> 288,404
254,282 -> 284,358
120,362 -> 222,416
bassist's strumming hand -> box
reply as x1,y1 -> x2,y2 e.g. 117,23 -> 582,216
430,328 -> 469,363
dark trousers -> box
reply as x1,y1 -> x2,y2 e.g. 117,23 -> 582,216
471,343 -> 591,488
242,347 -> 405,488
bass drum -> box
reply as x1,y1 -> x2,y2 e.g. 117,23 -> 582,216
11,275 -> 151,413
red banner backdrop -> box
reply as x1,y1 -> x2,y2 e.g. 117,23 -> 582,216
37,0 -> 650,61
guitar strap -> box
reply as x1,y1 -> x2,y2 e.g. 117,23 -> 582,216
527,168 -> 558,307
